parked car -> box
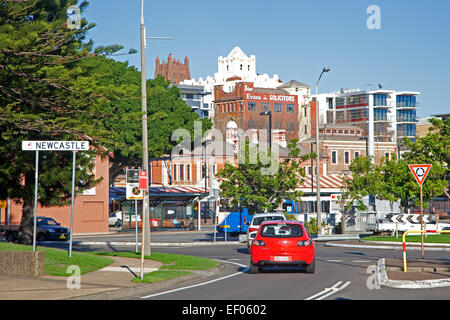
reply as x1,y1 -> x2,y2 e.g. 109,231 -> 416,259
245,212 -> 286,248
250,220 -> 315,274
36,216 -> 70,242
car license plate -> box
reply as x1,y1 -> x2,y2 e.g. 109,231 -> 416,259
273,256 -> 291,262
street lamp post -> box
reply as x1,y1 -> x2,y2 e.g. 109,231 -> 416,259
315,67 -> 331,235
259,111 -> 272,150
139,0 -> 174,278
140,0 -> 151,265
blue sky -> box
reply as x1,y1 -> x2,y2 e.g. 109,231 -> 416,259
82,0 -> 450,117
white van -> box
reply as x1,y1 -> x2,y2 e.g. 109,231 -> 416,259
245,212 -> 286,247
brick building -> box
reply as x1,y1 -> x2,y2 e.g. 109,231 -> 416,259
154,54 -> 191,84
213,82 -> 299,147
4,154 -> 111,234
301,123 -> 398,175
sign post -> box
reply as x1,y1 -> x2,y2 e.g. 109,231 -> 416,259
22,141 -> 89,255
138,170 -> 148,280
126,169 -> 143,255
408,164 -> 432,259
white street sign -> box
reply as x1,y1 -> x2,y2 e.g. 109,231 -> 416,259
22,141 -> 89,151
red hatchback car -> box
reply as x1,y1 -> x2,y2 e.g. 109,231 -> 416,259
250,220 -> 315,274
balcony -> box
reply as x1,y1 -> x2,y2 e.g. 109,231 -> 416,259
396,101 -> 419,109
373,101 -> 395,108
396,118 -> 418,123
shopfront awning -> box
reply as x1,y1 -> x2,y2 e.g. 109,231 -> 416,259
109,186 -> 208,204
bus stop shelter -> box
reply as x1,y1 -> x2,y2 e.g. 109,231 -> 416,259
109,186 -> 210,229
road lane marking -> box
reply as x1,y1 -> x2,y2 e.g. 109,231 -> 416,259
315,281 -> 351,300
304,281 -> 343,300
325,260 -> 343,262
352,260 -> 371,263
139,260 -> 248,299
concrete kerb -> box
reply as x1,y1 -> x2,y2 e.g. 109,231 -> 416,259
75,241 -> 242,247
324,241 -> 450,252
68,263 -> 227,300
71,234 -> 364,248
375,258 -> 450,289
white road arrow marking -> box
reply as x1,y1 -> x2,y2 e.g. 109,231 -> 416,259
305,281 -> 343,300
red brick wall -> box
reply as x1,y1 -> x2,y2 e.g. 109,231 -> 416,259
214,82 -> 299,141
154,54 -> 191,84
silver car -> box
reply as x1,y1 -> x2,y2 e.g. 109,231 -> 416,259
245,213 -> 286,247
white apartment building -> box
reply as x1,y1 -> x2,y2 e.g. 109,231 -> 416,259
313,88 -> 420,158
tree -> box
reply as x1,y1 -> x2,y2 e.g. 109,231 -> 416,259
341,156 -> 382,211
0,0 -> 120,244
341,117 -> 449,215
92,66 -> 212,186
217,139 -> 310,214
403,117 -> 450,200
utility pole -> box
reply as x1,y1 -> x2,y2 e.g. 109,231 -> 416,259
139,0 -> 174,265
140,0 -> 151,260
315,67 -> 331,235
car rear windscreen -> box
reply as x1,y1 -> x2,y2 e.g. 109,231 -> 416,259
253,216 -> 285,225
260,223 -> 303,238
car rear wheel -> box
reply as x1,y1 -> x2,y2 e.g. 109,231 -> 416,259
305,259 -> 315,274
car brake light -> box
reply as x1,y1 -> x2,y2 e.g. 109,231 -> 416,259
252,240 -> 266,246
297,239 -> 313,247
249,227 -> 258,232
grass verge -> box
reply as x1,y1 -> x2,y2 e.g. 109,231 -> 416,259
94,251 -> 220,270
0,242 -> 113,276
95,251 -> 220,284
362,234 -> 450,244
131,270 -> 192,284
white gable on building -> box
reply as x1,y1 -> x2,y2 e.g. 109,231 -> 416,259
181,46 -> 281,93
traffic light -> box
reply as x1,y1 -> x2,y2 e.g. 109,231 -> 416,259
193,201 -> 198,211
126,169 -> 139,183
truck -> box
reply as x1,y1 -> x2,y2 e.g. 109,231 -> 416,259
216,206 -> 288,239
216,207 -> 251,238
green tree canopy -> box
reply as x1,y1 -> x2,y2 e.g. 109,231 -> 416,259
217,139 -> 310,214
0,0 -> 126,243
341,118 -> 449,214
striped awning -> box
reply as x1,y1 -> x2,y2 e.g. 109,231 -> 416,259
148,186 -> 207,194
298,174 -> 345,192
109,186 -> 208,203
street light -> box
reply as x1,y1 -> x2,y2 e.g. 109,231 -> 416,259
259,111 -> 272,150
139,0 -> 174,279
315,66 -> 331,235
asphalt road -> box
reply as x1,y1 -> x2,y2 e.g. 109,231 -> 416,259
124,244 -> 448,301
47,229 -> 449,301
